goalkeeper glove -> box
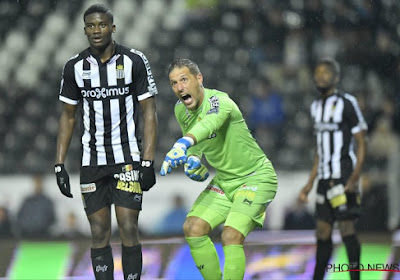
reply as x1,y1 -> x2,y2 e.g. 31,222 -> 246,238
160,137 -> 193,176
184,156 -> 209,182
139,160 -> 156,191
55,164 -> 73,198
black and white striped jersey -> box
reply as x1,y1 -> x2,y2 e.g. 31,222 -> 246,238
59,44 -> 157,167
310,91 -> 367,180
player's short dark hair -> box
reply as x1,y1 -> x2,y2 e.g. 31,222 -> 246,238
83,4 -> 113,23
167,58 -> 201,76
316,58 -> 341,77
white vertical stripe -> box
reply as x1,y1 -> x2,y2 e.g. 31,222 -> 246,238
91,63 -> 100,87
125,95 -> 140,159
74,60 -> 84,87
124,55 -> 133,84
93,100 -> 106,165
82,99 -> 91,166
107,61 -> 117,86
316,133 -> 323,179
315,100 -> 323,123
110,99 -> 125,163
331,131 -> 343,178
322,131 -> 331,179
323,96 -> 336,122
345,93 -> 368,132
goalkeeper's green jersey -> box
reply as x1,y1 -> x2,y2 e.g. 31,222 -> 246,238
174,88 -> 270,181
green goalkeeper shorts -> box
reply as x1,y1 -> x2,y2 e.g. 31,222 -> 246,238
187,161 -> 277,236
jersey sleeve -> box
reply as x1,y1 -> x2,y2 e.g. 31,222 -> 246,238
189,95 -> 233,143
130,50 -> 158,101
59,60 -> 81,105
344,94 -> 368,134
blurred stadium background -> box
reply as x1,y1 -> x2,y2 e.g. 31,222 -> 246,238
0,0 -> 400,279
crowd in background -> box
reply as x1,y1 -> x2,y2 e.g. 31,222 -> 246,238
0,0 -> 399,236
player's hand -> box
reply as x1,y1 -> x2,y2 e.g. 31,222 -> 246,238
184,156 -> 209,182
298,183 -> 312,203
160,137 -> 192,176
55,164 -> 73,198
139,160 -> 156,191
344,176 -> 358,192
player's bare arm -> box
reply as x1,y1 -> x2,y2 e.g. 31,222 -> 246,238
344,130 -> 366,192
299,151 -> 319,203
139,96 -> 157,161
55,103 -> 77,164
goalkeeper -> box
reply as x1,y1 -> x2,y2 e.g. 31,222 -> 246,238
160,58 -> 278,280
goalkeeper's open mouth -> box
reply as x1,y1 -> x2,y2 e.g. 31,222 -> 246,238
181,93 -> 192,105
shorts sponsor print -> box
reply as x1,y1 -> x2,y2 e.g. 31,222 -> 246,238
188,162 -> 277,235
80,164 -> 143,215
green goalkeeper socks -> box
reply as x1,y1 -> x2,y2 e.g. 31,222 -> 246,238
223,245 -> 245,280
186,235 -> 222,280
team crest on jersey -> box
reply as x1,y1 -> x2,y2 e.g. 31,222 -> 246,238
82,70 -> 91,79
207,96 -> 219,115
116,64 -> 125,79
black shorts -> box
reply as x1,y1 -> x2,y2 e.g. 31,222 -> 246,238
80,163 -> 143,215
315,178 -> 361,224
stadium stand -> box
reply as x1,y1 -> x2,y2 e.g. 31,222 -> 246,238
0,0 -> 399,175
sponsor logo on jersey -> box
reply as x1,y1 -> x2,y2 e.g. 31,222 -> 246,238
81,86 -> 130,99
80,183 -> 96,193
82,70 -> 91,79
314,122 -> 339,132
116,64 -> 125,79
206,185 -> 224,194
207,96 -> 219,114
208,133 -> 216,139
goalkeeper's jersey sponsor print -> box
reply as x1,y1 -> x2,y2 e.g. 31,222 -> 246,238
59,44 -> 157,167
174,88 -> 269,181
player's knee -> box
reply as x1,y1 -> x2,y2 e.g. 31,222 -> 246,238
118,218 -> 138,235
315,221 -> 332,240
183,217 -> 210,237
90,221 -> 111,246
338,220 -> 355,236
221,226 -> 244,246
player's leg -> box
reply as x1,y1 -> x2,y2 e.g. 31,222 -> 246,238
81,175 -> 115,280
224,162 -> 277,280
221,220 -> 250,280
338,220 -> 360,280
313,180 -> 335,280
184,215 -> 223,279
185,182 -> 231,280
87,207 -> 114,280
111,165 -> 144,280
337,191 -> 362,280
115,206 -> 142,280
313,220 -> 333,280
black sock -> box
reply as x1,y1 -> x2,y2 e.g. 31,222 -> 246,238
313,239 -> 333,280
122,244 -> 142,280
343,234 -> 361,280
91,245 -> 114,280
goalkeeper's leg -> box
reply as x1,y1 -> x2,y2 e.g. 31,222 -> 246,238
184,216 -> 222,280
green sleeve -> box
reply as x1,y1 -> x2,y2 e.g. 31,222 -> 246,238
188,95 -> 233,143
